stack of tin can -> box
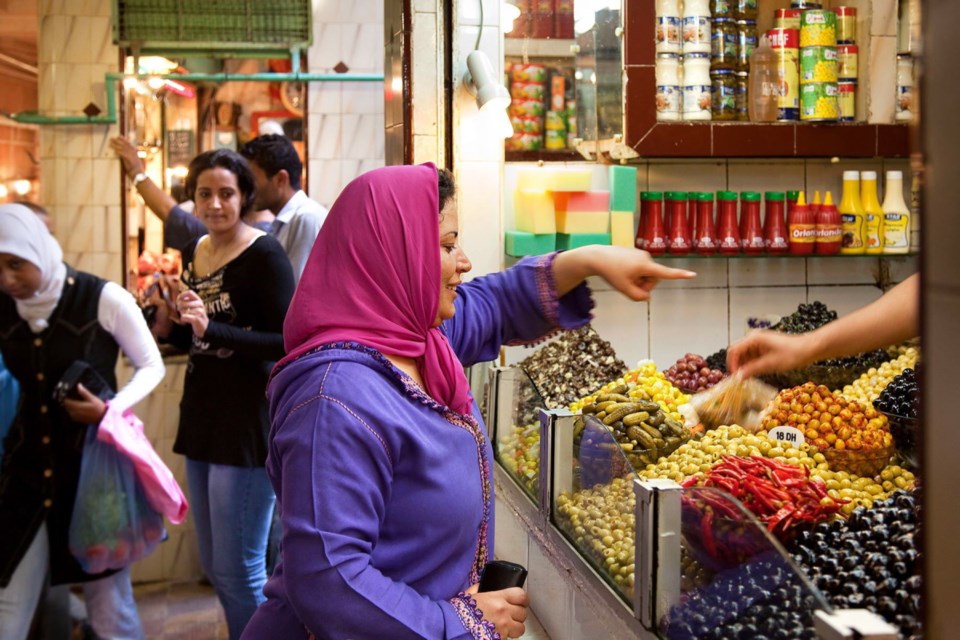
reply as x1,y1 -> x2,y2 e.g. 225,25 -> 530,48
799,7 -> 839,121
834,7 -> 858,122
768,13 -> 800,122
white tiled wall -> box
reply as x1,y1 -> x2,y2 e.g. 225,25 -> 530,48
501,159 -> 919,369
307,0 -> 386,208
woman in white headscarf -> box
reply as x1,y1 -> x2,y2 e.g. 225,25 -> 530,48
0,204 -> 165,640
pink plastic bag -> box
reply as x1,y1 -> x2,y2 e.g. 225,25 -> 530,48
97,405 -> 189,525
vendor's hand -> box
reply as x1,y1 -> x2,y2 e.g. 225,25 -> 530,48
590,246 -> 696,301
467,584 -> 528,639
727,330 -> 817,378
176,290 -> 209,337
61,383 -> 107,425
109,136 -> 145,178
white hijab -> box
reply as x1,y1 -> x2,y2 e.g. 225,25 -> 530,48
0,204 -> 67,333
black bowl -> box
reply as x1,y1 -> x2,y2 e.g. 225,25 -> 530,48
881,410 -> 919,469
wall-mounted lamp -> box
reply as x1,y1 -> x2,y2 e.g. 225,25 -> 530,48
463,50 -> 514,139
502,0 -> 521,33
12,180 -> 31,196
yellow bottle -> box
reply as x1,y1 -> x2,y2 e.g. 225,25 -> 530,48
861,171 -> 884,254
881,170 -> 911,254
838,170 -> 865,254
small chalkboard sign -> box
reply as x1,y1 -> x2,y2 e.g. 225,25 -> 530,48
166,130 -> 194,168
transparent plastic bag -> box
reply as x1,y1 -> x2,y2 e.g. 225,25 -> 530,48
689,374 -> 777,433
69,426 -> 165,574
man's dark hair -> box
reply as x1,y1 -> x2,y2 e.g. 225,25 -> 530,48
184,149 -> 257,215
240,134 -> 303,190
14,201 -> 48,217
438,167 -> 456,213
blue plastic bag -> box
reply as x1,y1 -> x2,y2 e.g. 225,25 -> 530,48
69,426 -> 165,574
0,355 -> 19,461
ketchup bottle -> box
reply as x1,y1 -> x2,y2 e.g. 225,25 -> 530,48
643,192 -> 667,255
815,190 -> 842,255
788,191 -> 816,255
811,190 -> 822,219
763,191 -> 789,254
667,192 -> 691,254
717,190 -> 741,255
636,191 -> 651,249
739,191 -> 765,254
694,192 -> 717,254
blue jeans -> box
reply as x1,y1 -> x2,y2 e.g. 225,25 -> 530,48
0,523 -> 143,640
186,460 -> 275,640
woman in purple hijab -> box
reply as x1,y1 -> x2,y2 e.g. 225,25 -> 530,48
241,164 -> 694,640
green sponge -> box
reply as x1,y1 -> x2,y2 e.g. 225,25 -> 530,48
608,165 -> 638,213
556,232 -> 612,250
505,230 -> 556,257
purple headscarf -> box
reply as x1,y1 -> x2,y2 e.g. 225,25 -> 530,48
276,163 -> 472,416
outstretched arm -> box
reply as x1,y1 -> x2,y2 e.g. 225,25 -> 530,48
110,137 -> 178,222
552,245 -> 696,300
728,274 -> 919,378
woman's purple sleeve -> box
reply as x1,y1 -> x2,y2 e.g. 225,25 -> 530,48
443,252 -> 593,367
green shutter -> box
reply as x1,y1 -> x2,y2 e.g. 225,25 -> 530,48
114,0 -> 312,56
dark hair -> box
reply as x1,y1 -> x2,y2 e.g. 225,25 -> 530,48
240,134 -> 303,190
438,167 -> 456,214
184,149 -> 257,215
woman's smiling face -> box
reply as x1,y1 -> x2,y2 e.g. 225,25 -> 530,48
435,198 -> 472,327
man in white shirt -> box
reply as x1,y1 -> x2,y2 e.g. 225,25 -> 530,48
239,135 -> 328,281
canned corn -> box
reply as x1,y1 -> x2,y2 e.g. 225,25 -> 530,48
800,46 -> 838,84
800,10 -> 837,47
800,82 -> 839,121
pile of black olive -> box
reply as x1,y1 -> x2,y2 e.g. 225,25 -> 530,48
875,367 -> 920,419
772,301 -> 838,334
788,490 -> 922,640
664,550 -> 819,640
705,348 -> 728,374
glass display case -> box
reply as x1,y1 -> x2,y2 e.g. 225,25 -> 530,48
489,375 -> 901,638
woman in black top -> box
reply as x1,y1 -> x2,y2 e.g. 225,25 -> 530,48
153,150 -> 294,639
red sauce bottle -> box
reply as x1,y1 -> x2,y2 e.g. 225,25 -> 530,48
739,191 -> 765,254
667,191 -> 691,254
636,191 -> 651,249
763,191 -> 789,254
788,191 -> 816,255
717,190 -> 741,255
815,190 -> 842,254
694,192 -> 718,254
643,192 -> 667,255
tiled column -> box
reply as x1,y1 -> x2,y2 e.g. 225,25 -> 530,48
454,0 -> 507,278
37,0 -> 123,282
308,0 -> 386,208
410,0 -> 444,164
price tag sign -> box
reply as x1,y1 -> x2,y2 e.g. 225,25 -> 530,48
768,426 -> 805,448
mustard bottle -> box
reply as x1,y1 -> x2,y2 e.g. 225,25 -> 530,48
838,170 -> 866,254
861,171 -> 884,254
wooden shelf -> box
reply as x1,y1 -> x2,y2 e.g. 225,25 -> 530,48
505,150 -> 584,163
651,252 -> 918,259
504,38 -> 577,59
622,0 -> 912,159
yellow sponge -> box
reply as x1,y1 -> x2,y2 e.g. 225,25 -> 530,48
556,210 -> 609,234
516,168 -> 593,192
610,211 -> 636,247
514,190 -> 556,234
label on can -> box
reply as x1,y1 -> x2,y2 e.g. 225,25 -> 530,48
683,16 -> 711,51
511,64 -> 547,83
776,51 -> 800,119
775,9 -> 801,30
896,85 -> 914,119
801,82 -> 839,120
657,17 -> 682,49
712,28 -> 738,62
768,27 -> 799,50
656,85 -> 682,117
835,6 -> 857,44
683,85 -> 713,118
545,129 -> 566,150
800,46 -> 838,84
800,10 -> 837,47
837,44 -> 858,80
838,81 -> 856,121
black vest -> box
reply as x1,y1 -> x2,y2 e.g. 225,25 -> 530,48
0,266 -> 120,586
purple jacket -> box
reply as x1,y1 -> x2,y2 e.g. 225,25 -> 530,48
241,254 -> 592,639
